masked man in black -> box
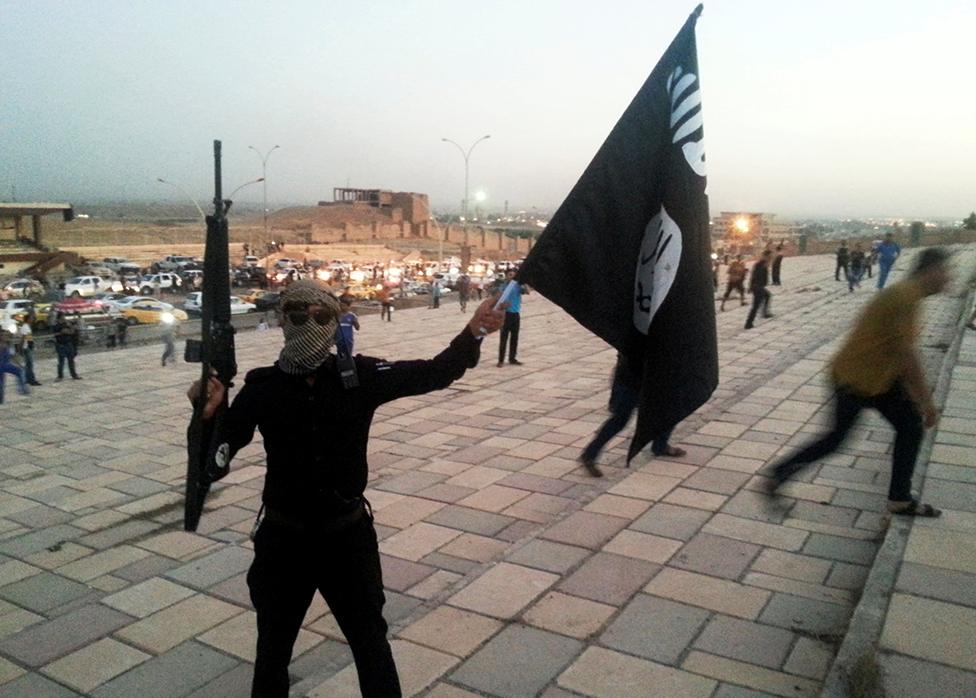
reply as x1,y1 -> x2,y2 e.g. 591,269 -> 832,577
189,280 -> 505,697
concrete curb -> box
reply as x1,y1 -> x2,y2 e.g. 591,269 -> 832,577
821,270 -> 976,697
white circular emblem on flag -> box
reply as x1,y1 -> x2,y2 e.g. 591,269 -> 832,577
634,205 -> 681,335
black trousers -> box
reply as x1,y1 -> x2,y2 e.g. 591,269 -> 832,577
745,289 -> 771,327
835,261 -> 848,280
772,381 -> 923,502
721,280 -> 745,307
248,516 -> 400,698
499,312 -> 520,363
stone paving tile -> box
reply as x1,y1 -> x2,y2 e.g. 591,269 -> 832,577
540,510 -> 629,549
672,532 -> 762,579
758,592 -> 851,636
100,576 -> 196,618
451,624 -> 582,698
506,539 -> 590,574
559,552 -> 659,606
880,593 -> 976,672
630,501 -> 712,540
90,641 -> 238,698
783,637 -> 834,680
0,604 -> 133,667
41,637 -> 150,693
380,522 -> 463,562
115,593 -> 244,654
645,568 -> 770,619
198,609 -> 320,662
750,548 -> 832,584
448,562 -> 557,619
896,561 -> 976,607
424,505 -> 515,536
398,605 -> 502,657
682,651 -> 820,697
0,571 -> 93,613
309,639 -> 458,697
602,529 -> 682,564
523,591 -> 615,639
903,525 -> 976,575
879,652 -> 976,698
558,646 -> 717,698
0,673 -> 82,698
600,593 -> 709,664
163,545 -> 253,589
692,614 -> 796,669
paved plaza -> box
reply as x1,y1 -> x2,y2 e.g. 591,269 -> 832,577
0,248 -> 974,697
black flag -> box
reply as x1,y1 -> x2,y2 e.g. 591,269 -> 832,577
518,5 -> 716,461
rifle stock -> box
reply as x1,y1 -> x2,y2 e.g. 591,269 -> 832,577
185,140 -> 238,532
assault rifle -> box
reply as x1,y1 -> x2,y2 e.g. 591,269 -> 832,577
184,140 -> 238,531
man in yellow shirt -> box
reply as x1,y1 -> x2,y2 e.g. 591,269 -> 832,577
766,247 -> 951,517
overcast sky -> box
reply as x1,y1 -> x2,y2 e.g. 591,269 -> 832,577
2,0 -> 973,218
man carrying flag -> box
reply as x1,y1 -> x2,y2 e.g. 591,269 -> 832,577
518,4 -> 717,466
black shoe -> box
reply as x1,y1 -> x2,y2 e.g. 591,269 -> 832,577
497,361 -> 504,368
509,359 -> 523,366
763,313 -> 773,319
29,381 -> 42,386
580,458 -> 603,478
55,377 -> 63,382
72,375 -> 82,380
744,324 -> 754,330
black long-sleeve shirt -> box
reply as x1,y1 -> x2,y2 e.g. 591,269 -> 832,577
221,329 -> 481,521
749,259 -> 769,292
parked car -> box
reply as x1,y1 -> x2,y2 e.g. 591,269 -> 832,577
240,288 -> 273,304
254,292 -> 281,312
274,258 -> 300,270
2,278 -> 44,297
0,299 -> 35,325
91,292 -> 131,312
120,299 -> 189,325
183,293 -> 256,315
154,255 -> 195,272
81,262 -> 115,278
101,257 -> 140,274
64,275 -> 115,297
138,273 -> 182,294
53,297 -> 103,316
243,255 -> 260,267
114,296 -> 177,311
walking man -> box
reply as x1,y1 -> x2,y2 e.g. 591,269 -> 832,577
497,269 -> 526,367
848,243 -> 866,291
0,330 -> 29,404
771,244 -> 784,285
161,322 -> 177,366
744,250 -> 773,330
17,312 -> 41,386
766,248 -> 951,517
579,353 -> 687,477
456,273 -> 471,313
187,280 -> 505,697
719,255 -> 747,311
53,313 -> 81,380
876,232 -> 901,289
376,287 -> 393,322
835,241 -> 849,281
338,295 -> 360,353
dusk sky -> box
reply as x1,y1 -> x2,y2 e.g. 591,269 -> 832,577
2,0 -> 973,219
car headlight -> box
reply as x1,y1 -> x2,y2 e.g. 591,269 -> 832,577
160,312 -> 175,324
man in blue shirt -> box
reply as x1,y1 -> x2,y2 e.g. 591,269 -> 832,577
497,269 -> 526,367
876,233 -> 901,289
338,295 -> 360,353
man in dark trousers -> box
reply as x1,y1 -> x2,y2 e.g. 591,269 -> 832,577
766,248 -> 951,517
744,250 -> 773,330
835,241 -> 849,281
579,353 -> 686,477
53,313 -> 82,380
188,280 -> 505,698
496,269 -> 526,367
848,242 -> 866,292
719,255 -> 747,311
771,244 -> 784,285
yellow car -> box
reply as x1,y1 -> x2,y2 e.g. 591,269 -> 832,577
240,288 -> 271,304
121,299 -> 189,325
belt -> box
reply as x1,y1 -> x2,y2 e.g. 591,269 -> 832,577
262,501 -> 367,533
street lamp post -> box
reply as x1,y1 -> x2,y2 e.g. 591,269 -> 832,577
248,145 -> 280,250
156,178 -> 206,221
441,135 -> 490,224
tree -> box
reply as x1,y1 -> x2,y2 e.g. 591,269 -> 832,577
964,212 -> 976,230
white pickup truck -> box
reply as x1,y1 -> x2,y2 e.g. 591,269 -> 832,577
138,273 -> 182,294
64,275 -> 120,297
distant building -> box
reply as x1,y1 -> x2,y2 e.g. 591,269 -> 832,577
712,211 -> 800,254
319,188 -> 429,237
